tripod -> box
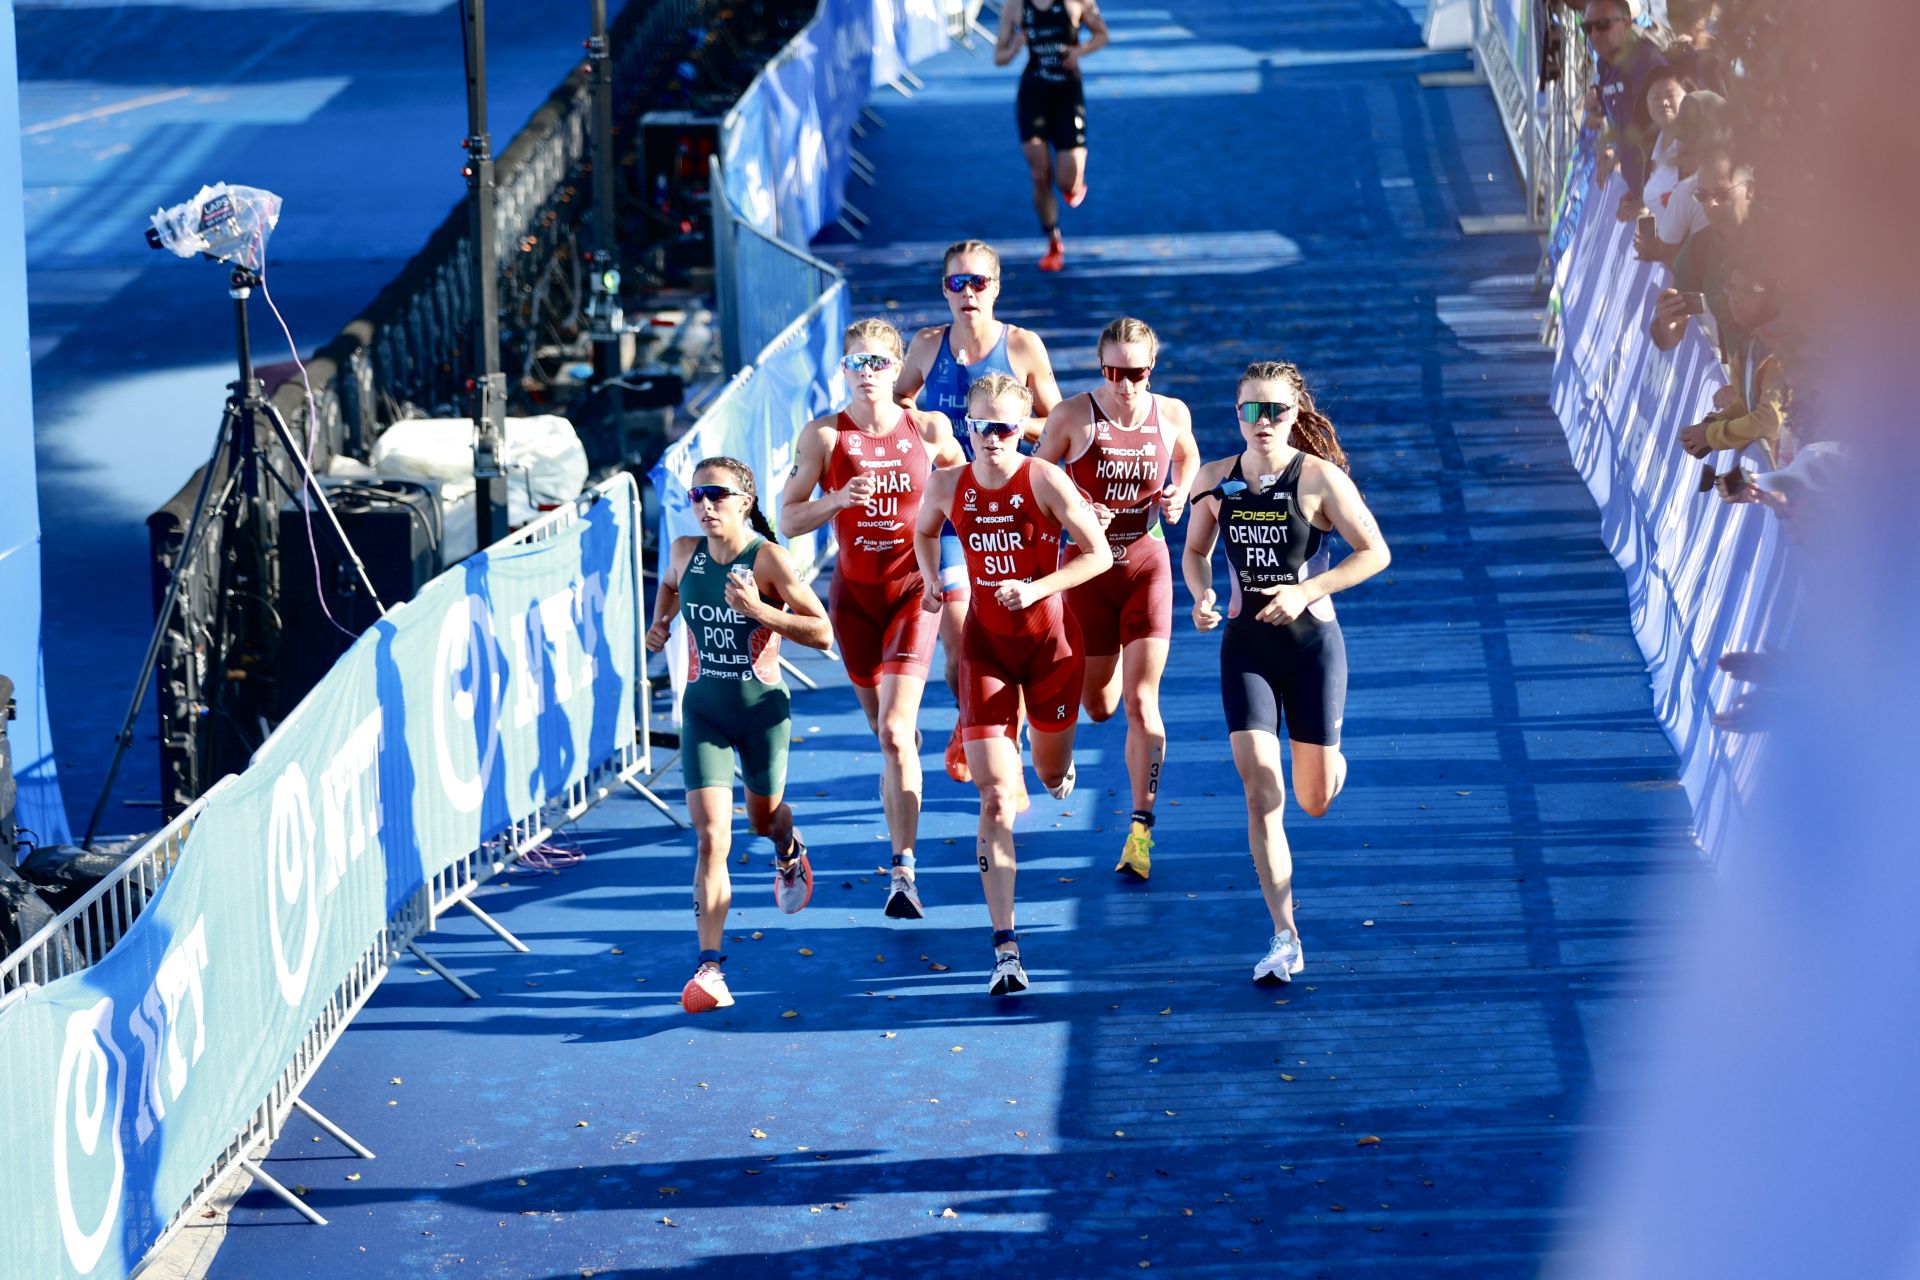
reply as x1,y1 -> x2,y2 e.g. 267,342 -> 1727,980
83,265 -> 387,847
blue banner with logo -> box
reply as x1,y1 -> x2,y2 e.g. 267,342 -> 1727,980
722,0 -> 944,242
0,489 -> 639,1279
1549,172 -> 1793,863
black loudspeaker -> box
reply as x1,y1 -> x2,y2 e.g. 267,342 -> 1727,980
276,478 -> 442,714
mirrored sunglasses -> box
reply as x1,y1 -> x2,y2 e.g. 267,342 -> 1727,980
1102,365 -> 1152,385
965,417 -> 1022,438
1237,401 -> 1296,424
944,273 -> 993,294
841,352 -> 897,373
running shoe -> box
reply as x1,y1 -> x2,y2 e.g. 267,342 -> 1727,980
774,835 -> 813,914
1114,819 -> 1152,879
1253,931 -> 1305,986
1044,760 -> 1076,800
987,950 -> 1029,997
681,961 -> 735,1012
884,865 -> 925,919
945,723 -> 971,783
1066,180 -> 1089,209
1038,239 -> 1066,272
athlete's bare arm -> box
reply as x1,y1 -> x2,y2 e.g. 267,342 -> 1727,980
1008,327 -> 1063,444
777,416 -> 857,538
645,536 -> 700,650
896,328 -> 940,408
1181,458 -> 1233,630
1032,392 -> 1090,465
1063,0 -> 1109,72
915,468 -> 959,613
1250,459 -> 1392,626
993,0 -> 1025,65
737,542 -> 834,650
920,410 -> 966,468
1161,396 -> 1200,525
995,458 -> 1111,611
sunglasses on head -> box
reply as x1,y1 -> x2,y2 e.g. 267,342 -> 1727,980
944,273 -> 993,294
841,351 -> 897,374
965,417 -> 1022,438
688,483 -> 749,504
1237,401 -> 1296,424
1102,364 -> 1152,385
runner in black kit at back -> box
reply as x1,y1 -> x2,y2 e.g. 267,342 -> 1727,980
1182,361 -> 1391,989
994,0 -> 1108,272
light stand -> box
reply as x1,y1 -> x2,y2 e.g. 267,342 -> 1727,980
462,0 -> 511,548
584,0 -> 626,382
83,266 -> 387,846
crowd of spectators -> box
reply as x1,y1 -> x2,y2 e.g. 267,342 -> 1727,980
1566,0 -> 1825,731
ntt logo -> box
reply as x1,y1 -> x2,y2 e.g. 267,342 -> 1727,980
54,999 -> 127,1274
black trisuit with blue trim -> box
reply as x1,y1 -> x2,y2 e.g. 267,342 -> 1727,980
1214,454 -> 1347,745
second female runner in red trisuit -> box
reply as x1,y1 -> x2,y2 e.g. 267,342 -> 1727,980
1036,316 -> 1197,879
778,318 -> 965,921
914,372 -> 1112,996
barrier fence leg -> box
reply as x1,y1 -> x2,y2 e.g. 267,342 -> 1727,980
457,898 -> 531,953
290,1097 -> 377,1160
624,775 -> 687,826
778,655 -> 821,690
841,199 -> 871,226
240,1159 -> 328,1226
407,941 -> 481,1000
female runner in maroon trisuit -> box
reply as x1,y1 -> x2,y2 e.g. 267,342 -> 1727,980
913,372 -> 1112,996
1035,317 -> 1198,881
779,318 -> 965,921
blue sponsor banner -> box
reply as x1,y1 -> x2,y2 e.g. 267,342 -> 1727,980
0,490 -> 639,1279
1548,172 -> 1790,862
722,0 -> 942,243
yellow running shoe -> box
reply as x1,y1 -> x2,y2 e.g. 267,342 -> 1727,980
1114,820 -> 1152,879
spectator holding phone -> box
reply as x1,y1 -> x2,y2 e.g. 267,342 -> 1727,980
1678,263 -> 1790,465
1585,0 -> 1670,219
1649,150 -> 1754,352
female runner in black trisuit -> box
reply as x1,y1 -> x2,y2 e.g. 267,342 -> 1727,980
1182,361 -> 1391,985
994,0 -> 1109,271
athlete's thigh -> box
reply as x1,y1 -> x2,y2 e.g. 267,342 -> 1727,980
875,670 -> 928,732
680,699 -> 739,792
1219,627 -> 1282,736
879,577 -> 938,680
1022,614 -> 1086,733
1081,651 -> 1121,713
686,785 -> 735,834
829,574 -> 886,690
734,687 -> 792,799
1120,635 -> 1169,708
960,629 -> 1020,738
1288,740 -> 1341,806
1020,136 -> 1053,181
1229,728 -> 1287,793
1277,623 -> 1348,748
1055,145 -> 1087,188
852,681 -> 881,734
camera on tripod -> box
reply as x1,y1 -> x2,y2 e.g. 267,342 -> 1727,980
145,183 -> 282,272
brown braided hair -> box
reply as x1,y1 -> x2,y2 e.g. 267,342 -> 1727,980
692,456 -> 778,542
1239,361 -> 1349,473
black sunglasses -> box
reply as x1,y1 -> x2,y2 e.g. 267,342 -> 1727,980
1102,365 -> 1152,384
944,273 -> 993,294
688,483 -> 749,504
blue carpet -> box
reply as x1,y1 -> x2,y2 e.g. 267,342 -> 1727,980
204,2 -> 1700,1276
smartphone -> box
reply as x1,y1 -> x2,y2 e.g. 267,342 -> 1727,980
1717,467 -> 1753,498
1698,462 -> 1718,493
1637,213 -> 1657,239
1678,291 -> 1709,316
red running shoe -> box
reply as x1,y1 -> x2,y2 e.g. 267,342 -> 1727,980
945,722 -> 971,783
1038,239 -> 1066,272
1066,180 -> 1089,209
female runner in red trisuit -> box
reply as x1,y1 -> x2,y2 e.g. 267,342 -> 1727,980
779,318 -> 966,920
914,372 -> 1112,996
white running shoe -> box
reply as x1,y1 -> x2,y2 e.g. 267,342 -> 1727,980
987,950 -> 1029,997
774,835 -> 813,914
1045,761 -> 1076,801
1253,931 -> 1305,985
884,866 -> 925,919
681,962 -> 735,1012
